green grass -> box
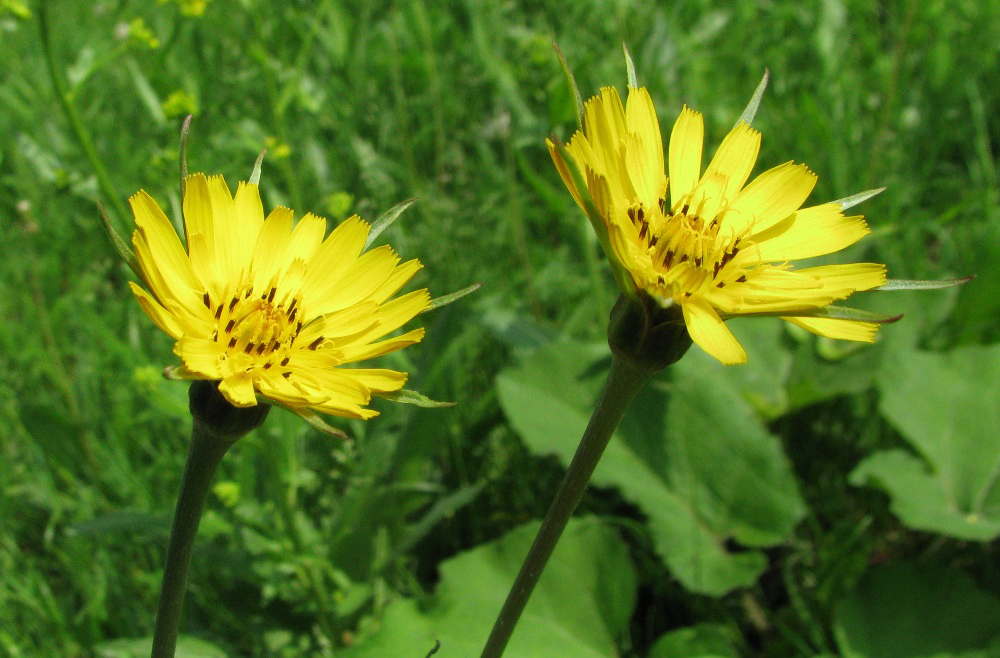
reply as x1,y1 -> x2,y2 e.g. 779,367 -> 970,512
2,1 -> 999,655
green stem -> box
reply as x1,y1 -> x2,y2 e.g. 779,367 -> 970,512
151,422 -> 237,658
37,0 -> 130,226
480,355 -> 652,658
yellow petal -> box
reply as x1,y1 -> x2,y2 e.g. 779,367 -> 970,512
308,245 -> 399,315
256,373 -> 330,407
129,281 -> 185,339
338,327 -> 426,363
783,316 -> 879,342
130,190 -> 206,314
175,335 -> 224,379
233,182 -> 265,270
301,214 -> 371,301
250,206 -> 295,291
583,87 -> 626,166
340,289 -> 429,348
205,175 -> 240,286
682,297 -> 747,365
624,87 -> 665,204
700,121 -> 760,207
218,373 -> 258,407
749,204 -> 870,262
365,258 -> 423,305
668,106 -> 704,208
724,162 -> 816,235
287,213 -> 327,266
342,368 -> 408,393
794,262 -> 887,292
297,301 -> 381,345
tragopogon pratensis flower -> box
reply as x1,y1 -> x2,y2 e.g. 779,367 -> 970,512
129,173 -> 429,421
549,86 -> 886,365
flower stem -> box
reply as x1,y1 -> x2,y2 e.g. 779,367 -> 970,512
480,355 -> 652,658
151,381 -> 268,657
151,422 -> 237,658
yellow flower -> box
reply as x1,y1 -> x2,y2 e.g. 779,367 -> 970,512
549,86 -> 886,365
129,173 -> 429,420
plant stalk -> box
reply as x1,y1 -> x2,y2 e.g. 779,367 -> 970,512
480,355 -> 652,658
151,422 -> 236,658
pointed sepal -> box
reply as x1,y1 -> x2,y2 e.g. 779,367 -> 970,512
381,389 -> 455,408
364,198 -> 417,250
875,276 -> 975,291
422,283 -> 482,314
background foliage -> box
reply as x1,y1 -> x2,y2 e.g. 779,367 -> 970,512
1,0 -> 998,656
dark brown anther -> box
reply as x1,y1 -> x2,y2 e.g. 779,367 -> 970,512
203,292 -> 211,308
307,337 -> 323,350
243,342 -> 255,355
737,275 -> 747,282
255,343 -> 267,355
280,356 -> 290,366
228,337 -> 237,349
267,287 -> 276,303
225,319 -> 236,333
229,297 -> 238,312
214,305 -> 224,320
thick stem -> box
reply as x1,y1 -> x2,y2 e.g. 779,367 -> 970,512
150,423 -> 236,658
151,381 -> 268,658
480,355 -> 652,658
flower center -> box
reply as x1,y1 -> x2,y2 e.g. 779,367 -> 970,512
628,199 -> 754,298
203,284 -> 305,368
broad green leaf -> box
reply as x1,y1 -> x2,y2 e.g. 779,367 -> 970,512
833,563 -> 1000,658
496,340 -> 805,595
851,344 -> 1000,540
648,623 -> 739,658
341,517 -> 635,657
850,450 -> 1000,540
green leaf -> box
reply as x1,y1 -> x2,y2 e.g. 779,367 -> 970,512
833,563 -> 1000,658
496,340 -> 806,595
648,623 -> 739,658
341,517 -> 636,657
850,344 -> 1000,540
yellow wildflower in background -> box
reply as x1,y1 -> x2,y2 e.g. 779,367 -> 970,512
549,86 -> 885,365
129,173 -> 429,419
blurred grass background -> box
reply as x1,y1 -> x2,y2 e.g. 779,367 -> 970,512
1,0 -> 998,656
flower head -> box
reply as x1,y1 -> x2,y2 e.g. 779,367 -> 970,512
548,85 -> 886,365
129,172 -> 429,419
